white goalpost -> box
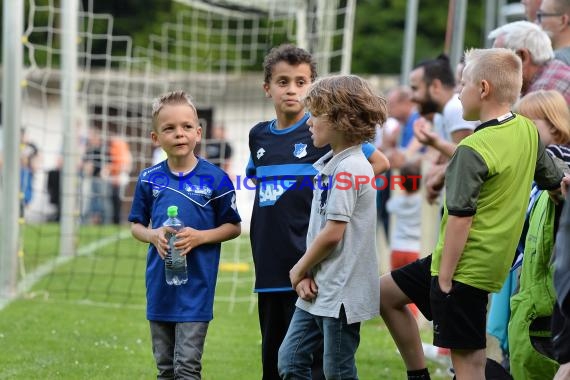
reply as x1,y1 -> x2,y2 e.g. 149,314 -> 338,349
0,0 -> 357,311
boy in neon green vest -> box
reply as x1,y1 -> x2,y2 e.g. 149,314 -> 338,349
380,48 -> 564,380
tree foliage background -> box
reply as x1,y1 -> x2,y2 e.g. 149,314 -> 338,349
352,0 -> 486,74
1,0 -> 519,74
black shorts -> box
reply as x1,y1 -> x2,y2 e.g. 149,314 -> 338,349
391,254 -> 489,349
391,255 -> 433,320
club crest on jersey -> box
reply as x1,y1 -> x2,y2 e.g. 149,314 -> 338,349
257,147 -> 266,159
293,143 -> 307,158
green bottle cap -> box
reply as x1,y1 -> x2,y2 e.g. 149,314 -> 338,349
167,205 -> 178,217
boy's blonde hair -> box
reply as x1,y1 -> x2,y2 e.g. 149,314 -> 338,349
463,48 -> 522,106
303,75 -> 387,145
514,90 -> 570,144
151,90 -> 197,131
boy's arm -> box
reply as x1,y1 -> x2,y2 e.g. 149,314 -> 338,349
438,215 -> 473,292
439,146 -> 487,289
367,149 -> 390,175
245,155 -> 258,185
535,139 -> 564,191
175,222 -> 241,256
362,142 -> 390,175
289,220 -> 347,289
131,222 -> 169,259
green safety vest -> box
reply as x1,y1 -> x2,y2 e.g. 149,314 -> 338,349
508,191 -> 559,380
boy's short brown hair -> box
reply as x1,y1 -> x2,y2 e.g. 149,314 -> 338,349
303,75 -> 387,145
151,90 -> 197,131
462,48 -> 522,106
263,44 -> 317,84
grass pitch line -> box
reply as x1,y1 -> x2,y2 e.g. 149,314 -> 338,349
0,230 -> 132,311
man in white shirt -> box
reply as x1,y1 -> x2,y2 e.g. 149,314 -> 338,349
408,55 -> 477,202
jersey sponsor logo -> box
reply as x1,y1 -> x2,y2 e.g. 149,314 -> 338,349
256,147 -> 266,159
183,182 -> 213,198
258,179 -> 296,207
142,165 -> 162,177
293,143 -> 307,158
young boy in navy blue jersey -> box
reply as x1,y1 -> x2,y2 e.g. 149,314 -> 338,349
129,90 -> 241,380
246,44 -> 389,380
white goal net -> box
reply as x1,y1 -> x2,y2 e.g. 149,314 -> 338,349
1,0 -> 356,311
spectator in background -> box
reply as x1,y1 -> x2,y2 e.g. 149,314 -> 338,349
152,141 -> 167,166
410,55 -> 475,148
409,55 -> 477,204
522,0 -> 543,21
386,160 -> 422,271
47,155 -> 63,222
386,160 -> 422,318
489,20 -> 570,105
205,124 -> 233,176
82,128 -> 107,225
20,128 -> 39,211
538,0 -> 570,65
386,86 -> 421,151
106,133 -> 132,224
454,55 -> 466,94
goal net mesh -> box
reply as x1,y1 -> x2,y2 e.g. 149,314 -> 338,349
12,0 -> 354,311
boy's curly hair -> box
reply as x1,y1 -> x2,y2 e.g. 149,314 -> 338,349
303,75 -> 387,145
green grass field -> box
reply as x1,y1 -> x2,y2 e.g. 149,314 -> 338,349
0,225 -> 449,379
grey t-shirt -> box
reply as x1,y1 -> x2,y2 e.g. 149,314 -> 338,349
296,145 -> 380,324
555,46 -> 570,66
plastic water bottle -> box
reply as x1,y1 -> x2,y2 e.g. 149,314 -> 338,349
163,205 -> 188,286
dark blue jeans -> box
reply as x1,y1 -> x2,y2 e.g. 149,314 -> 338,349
278,307 -> 360,380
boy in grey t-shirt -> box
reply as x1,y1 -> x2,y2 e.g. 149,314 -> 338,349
277,75 -> 388,379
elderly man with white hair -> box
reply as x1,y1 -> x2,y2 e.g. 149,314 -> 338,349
489,20 -> 570,104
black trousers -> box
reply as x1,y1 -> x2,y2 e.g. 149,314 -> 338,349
258,291 -> 324,380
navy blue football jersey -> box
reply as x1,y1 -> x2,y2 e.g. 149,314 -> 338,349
248,114 -> 331,291
129,158 -> 241,321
